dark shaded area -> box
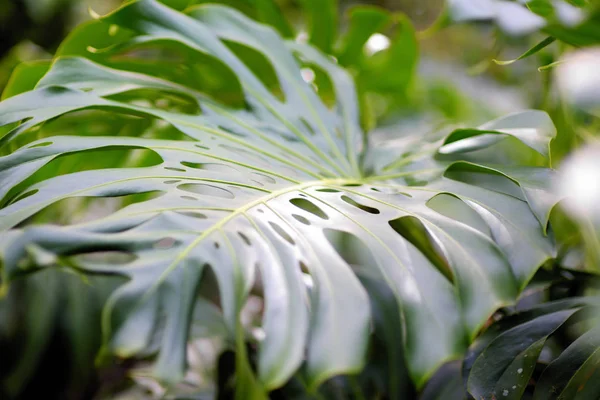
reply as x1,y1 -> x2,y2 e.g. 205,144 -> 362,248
0,0 -> 71,58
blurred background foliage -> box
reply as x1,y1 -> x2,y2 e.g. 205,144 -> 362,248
1,0 -> 599,399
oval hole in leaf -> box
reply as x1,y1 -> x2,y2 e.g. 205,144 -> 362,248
165,166 -> 186,172
289,198 -> 328,220
218,125 -> 246,138
178,183 -> 234,199
269,221 -> 295,245
238,231 -> 252,246
106,88 -> 201,114
299,117 -> 316,136
180,161 -> 239,173
292,214 -> 310,225
299,261 -> 314,289
75,251 -> 138,265
154,237 -> 178,249
176,211 -> 207,219
341,195 -> 380,214
316,188 -> 340,193
28,141 -> 53,148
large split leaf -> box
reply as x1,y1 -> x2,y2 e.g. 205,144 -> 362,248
0,0 -> 559,394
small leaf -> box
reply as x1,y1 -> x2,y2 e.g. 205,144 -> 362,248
493,36 -> 556,66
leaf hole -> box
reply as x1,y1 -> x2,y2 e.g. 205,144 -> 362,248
74,251 -> 137,265
107,88 -> 201,114
154,237 -> 177,249
218,125 -> 246,138
316,188 -> 340,193
269,221 -> 295,245
176,211 -> 207,219
237,231 -> 252,246
299,261 -> 310,274
299,117 -> 316,136
178,183 -> 234,199
180,161 -> 239,173
290,198 -> 328,220
341,195 -> 380,214
292,214 -> 311,225
28,141 -> 53,149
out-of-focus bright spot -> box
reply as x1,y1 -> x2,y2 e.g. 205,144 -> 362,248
295,31 -> 308,44
558,145 -> 600,221
556,48 -> 600,111
301,68 -> 315,84
449,0 -> 546,35
554,0 -> 585,26
365,33 -> 390,56
494,1 -> 545,36
108,24 -> 119,36
252,327 -> 266,341
448,0 -> 496,21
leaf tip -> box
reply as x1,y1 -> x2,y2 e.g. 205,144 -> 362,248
492,58 -> 515,66
88,6 -> 101,20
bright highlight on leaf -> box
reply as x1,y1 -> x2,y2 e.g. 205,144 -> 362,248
365,33 -> 391,55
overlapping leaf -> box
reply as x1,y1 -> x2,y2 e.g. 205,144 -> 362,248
0,0 -> 560,394
465,298 -> 600,400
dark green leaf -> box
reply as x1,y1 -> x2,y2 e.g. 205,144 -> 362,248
467,309 -> 579,400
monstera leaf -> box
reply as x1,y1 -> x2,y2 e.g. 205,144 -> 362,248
0,0 -> 559,395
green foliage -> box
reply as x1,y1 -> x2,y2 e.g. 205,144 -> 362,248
1,0 -> 599,399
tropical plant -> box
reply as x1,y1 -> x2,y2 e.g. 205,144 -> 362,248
0,0 -> 598,399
